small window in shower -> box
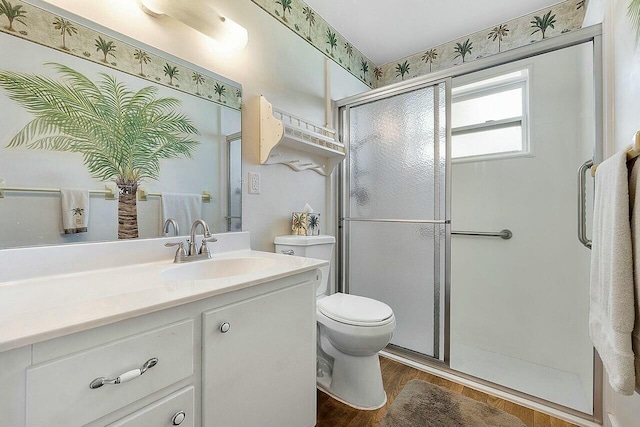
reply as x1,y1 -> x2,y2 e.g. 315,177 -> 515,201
451,68 -> 529,161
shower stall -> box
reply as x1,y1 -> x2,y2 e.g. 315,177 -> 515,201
337,26 -> 602,421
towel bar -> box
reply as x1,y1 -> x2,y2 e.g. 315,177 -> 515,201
0,179 -> 115,200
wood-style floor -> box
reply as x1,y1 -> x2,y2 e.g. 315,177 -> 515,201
316,356 -> 576,427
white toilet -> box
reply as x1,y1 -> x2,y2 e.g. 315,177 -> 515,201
274,234 -> 396,410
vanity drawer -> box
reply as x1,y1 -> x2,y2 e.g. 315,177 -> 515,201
108,386 -> 194,427
26,319 -> 194,427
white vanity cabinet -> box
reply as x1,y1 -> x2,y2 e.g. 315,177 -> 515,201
202,282 -> 316,427
0,269 -> 318,427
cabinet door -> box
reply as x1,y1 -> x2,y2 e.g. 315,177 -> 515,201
202,282 -> 316,427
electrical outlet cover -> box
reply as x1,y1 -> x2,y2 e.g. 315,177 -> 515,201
248,172 -> 260,194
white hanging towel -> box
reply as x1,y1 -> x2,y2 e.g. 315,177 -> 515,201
60,188 -> 89,234
627,157 -> 640,393
161,193 -> 202,236
590,150 -> 636,395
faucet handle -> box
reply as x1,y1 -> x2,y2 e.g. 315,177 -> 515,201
165,241 -> 187,262
164,241 -> 184,248
199,237 -> 217,256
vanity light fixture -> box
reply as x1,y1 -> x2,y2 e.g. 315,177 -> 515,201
139,0 -> 248,52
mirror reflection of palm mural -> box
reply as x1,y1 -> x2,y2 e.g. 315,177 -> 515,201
0,63 -> 200,239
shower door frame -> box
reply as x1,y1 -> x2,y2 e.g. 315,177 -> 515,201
336,24 -> 604,423
338,79 -> 451,360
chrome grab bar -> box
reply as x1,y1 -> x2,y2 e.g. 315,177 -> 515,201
578,159 -> 594,250
451,229 -> 512,240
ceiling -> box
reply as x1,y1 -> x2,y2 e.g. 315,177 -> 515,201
304,0 -> 565,65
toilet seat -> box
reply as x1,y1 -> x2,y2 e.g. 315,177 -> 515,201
317,293 -> 394,327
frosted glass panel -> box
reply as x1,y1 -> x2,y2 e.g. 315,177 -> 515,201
345,83 -> 447,359
349,222 -> 436,356
349,87 -> 437,220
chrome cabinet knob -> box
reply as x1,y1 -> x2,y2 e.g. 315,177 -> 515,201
172,411 -> 186,425
220,322 -> 231,333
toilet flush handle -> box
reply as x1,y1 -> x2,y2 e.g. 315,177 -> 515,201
281,249 -> 294,255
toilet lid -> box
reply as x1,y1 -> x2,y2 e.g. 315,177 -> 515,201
317,293 -> 394,326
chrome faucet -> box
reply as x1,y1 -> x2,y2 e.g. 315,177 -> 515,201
188,219 -> 216,256
165,219 -> 217,263
163,218 -> 180,236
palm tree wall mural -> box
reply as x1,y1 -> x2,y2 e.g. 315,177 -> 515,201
163,63 -> 179,86
0,0 -> 26,32
360,59 -> 369,80
192,72 -> 205,95
395,60 -> 410,80
214,82 -> 226,102
133,48 -> 151,77
488,24 -> 509,53
275,0 -> 292,22
325,29 -> 337,57
629,0 -> 640,39
0,63 -> 200,239
344,42 -> 354,70
530,11 -> 557,40
95,36 -> 116,63
302,6 -> 315,41
454,39 -> 473,63
421,48 -> 438,73
373,67 -> 383,81
52,17 -> 77,50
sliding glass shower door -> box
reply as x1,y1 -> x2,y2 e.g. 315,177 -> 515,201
340,81 -> 448,358
448,42 -> 596,414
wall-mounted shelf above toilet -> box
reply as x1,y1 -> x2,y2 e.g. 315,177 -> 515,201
255,95 -> 345,176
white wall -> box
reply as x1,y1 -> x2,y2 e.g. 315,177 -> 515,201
449,43 -> 595,412
38,0 -> 369,252
585,0 -> 640,425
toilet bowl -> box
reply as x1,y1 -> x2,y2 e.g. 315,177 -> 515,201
274,235 -> 396,410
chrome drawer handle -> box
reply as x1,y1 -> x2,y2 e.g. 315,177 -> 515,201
89,358 -> 158,389
281,249 -> 294,255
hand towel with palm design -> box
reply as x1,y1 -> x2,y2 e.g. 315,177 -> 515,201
61,188 -> 89,234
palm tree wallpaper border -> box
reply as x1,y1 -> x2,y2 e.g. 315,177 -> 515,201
0,0 -> 241,111
250,0 -> 377,88
374,0 -> 585,87
249,0 -> 585,89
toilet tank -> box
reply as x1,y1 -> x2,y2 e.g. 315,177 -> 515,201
274,235 -> 335,296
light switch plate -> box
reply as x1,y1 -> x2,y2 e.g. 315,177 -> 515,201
248,172 -> 260,194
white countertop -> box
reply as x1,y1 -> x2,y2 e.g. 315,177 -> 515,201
0,235 -> 327,353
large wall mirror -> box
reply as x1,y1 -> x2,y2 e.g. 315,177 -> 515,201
0,0 -> 241,249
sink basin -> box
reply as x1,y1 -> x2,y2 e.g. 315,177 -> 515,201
160,257 -> 276,281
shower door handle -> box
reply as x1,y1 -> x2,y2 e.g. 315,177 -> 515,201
578,159 -> 594,250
